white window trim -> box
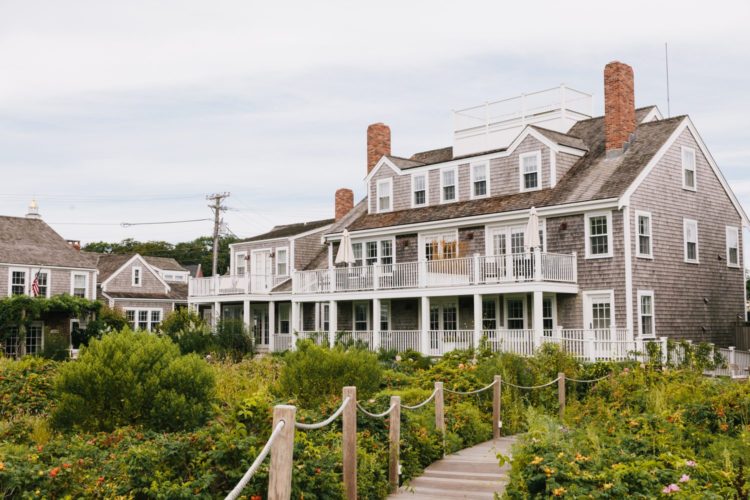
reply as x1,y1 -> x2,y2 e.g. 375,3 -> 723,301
234,252 -> 247,275
635,210 -> 653,259
418,229 -> 460,261
33,269 -> 52,298
582,289 -> 616,330
470,161 -> 490,200
411,172 -> 429,208
132,266 -> 142,287
636,290 -> 655,338
8,267 -> 28,296
503,295 -> 528,330
379,299 -> 392,331
485,220 -> 547,255
683,218 -> 699,264
726,225 -> 740,268
276,247 -> 290,276
681,146 -> 697,191
584,211 -> 613,259
376,178 -> 393,213
70,272 -> 89,298
519,150 -> 542,193
352,301 -> 371,331
440,166 -> 458,204
542,294 -> 557,331
124,307 -> 163,332
351,237 -> 397,267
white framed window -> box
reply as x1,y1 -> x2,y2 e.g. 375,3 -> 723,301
637,290 -> 655,337
683,218 -> 699,263
412,173 -> 428,207
726,226 -> 740,268
71,272 -> 88,298
542,295 -> 557,332
584,211 -> 613,259
482,298 -> 498,330
471,162 -> 489,199
9,268 -> 27,296
124,308 -> 162,331
30,270 -> 50,298
682,146 -> 697,191
235,252 -> 247,275
278,303 -> 290,334
635,211 -> 652,258
421,231 -> 458,261
519,151 -> 541,192
351,238 -> 396,267
132,266 -> 142,287
321,303 -> 330,331
276,248 -> 289,276
504,295 -> 527,330
376,178 -> 393,213
440,167 -> 457,203
380,300 -> 391,331
353,302 -> 370,331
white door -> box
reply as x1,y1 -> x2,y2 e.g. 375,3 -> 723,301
252,250 -> 272,292
583,292 -> 614,332
488,225 -> 529,280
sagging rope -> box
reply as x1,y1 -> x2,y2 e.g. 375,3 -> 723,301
501,376 -> 562,390
225,420 -> 286,500
295,397 -> 351,430
400,388 -> 439,410
443,379 -> 498,395
566,373 -> 612,383
356,401 -> 398,418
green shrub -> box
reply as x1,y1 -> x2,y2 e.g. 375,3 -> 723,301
215,319 -> 254,361
51,330 -> 215,432
41,328 -> 70,361
277,341 -> 382,406
159,309 -> 214,355
0,356 -> 57,418
79,305 -> 128,347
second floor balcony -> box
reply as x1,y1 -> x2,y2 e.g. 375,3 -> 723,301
189,274 -> 289,297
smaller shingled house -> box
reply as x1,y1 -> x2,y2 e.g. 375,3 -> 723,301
93,253 -> 189,330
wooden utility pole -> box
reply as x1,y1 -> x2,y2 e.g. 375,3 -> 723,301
206,192 -> 230,276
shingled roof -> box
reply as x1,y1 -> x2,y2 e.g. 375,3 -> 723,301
0,216 -> 98,269
93,253 -> 187,282
236,218 -> 334,243
341,110 -> 684,232
102,283 -> 188,301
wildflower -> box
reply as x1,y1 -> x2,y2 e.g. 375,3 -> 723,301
62,463 -> 71,469
49,467 -> 60,478
97,476 -> 105,486
395,355 -> 402,362
720,423 -> 729,432
553,486 -> 567,496
557,452 -> 565,459
575,452 -> 590,462
685,460 -> 697,467
603,483 -> 613,490
679,474 -> 690,483
0,462 -> 4,471
662,484 -> 680,494
530,456 -> 544,465
458,363 -> 465,369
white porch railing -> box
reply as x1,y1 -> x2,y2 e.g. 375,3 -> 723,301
189,273 -> 290,296
298,331 -> 328,346
485,329 -> 535,356
292,251 -> 577,294
380,330 -> 421,353
428,330 -> 474,356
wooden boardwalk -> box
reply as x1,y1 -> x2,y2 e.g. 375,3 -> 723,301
389,436 -> 516,499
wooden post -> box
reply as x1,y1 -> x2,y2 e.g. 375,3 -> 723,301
492,375 -> 502,439
434,381 -> 445,452
268,405 -> 296,500
388,395 -> 401,493
342,386 -> 357,500
557,372 -> 566,420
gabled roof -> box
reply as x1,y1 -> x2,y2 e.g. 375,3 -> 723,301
0,216 -> 98,269
234,218 -> 335,244
102,283 -> 188,302
339,112 -> 687,233
142,256 -> 188,272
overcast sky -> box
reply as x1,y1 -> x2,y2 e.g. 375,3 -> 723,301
2,0 -> 749,246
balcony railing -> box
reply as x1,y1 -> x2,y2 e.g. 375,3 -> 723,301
189,273 -> 290,297
292,251 -> 577,294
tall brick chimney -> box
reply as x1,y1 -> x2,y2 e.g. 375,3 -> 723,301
335,188 -> 354,221
604,61 -> 636,153
367,123 -> 391,174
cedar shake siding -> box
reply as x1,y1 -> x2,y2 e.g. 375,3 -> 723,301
232,238 -> 291,276
0,266 -> 96,299
105,259 -> 166,294
113,300 -> 174,319
294,231 -> 327,272
629,128 -> 744,345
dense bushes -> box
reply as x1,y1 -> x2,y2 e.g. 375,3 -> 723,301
0,356 -> 56,419
52,330 -> 215,432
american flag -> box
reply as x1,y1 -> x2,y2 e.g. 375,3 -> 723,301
31,271 -> 40,297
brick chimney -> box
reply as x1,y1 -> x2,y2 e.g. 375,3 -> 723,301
604,61 -> 636,153
367,123 -> 391,174
335,188 -> 354,221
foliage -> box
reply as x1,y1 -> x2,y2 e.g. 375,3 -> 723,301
214,319 -> 255,361
51,330 -> 215,432
158,309 -> 214,355
0,357 -> 57,419
277,340 -> 383,406
78,305 -> 129,347
41,328 -> 70,361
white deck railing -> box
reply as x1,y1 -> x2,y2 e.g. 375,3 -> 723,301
292,251 -> 577,294
189,273 -> 290,296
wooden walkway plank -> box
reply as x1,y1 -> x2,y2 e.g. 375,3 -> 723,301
388,436 -> 516,499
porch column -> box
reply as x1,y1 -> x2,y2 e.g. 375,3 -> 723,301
329,300 -> 338,347
420,296 -> 430,356
533,291 -> 544,350
373,298 -> 381,350
268,301 -> 276,352
291,301 -> 300,350
243,299 -> 251,331
213,301 -> 221,329
473,294 -> 483,350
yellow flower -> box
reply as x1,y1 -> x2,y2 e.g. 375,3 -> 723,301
603,483 -> 614,490
553,486 -> 567,496
557,452 -> 565,459
530,456 -> 544,465
575,452 -> 590,462
0,462 -> 3,471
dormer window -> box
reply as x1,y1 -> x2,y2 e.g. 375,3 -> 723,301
412,173 -> 427,207
235,252 -> 247,275
519,151 -> 541,192
377,178 -> 392,212
276,248 -> 289,276
132,267 -> 142,286
471,163 -> 488,198
441,167 -> 457,203
682,147 -> 696,191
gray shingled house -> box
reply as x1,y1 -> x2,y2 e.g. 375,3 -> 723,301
189,61 -> 748,357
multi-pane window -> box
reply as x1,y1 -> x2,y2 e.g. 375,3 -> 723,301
586,213 -> 611,257
442,306 -> 457,331
520,152 -> 540,191
682,147 -> 696,190
72,274 -> 87,298
126,310 -> 136,329
276,248 -> 288,276
482,299 -> 497,330
639,292 -> 654,337
377,179 -> 392,212
472,163 -> 488,198
3,327 -> 18,357
36,272 -> 49,297
11,271 -> 26,295
235,253 -> 247,275
636,212 -> 652,258
138,310 -> 149,330
321,303 -> 330,331
150,311 -> 161,330
354,303 -> 368,331
441,168 -> 456,202
380,301 -> 390,331
132,267 -> 141,286
278,304 -> 290,334
413,173 -> 427,206
366,241 -> 378,266
684,219 -> 699,263
380,240 -> 393,266
429,306 -> 440,331
26,324 -> 43,355
591,302 -> 611,330
542,298 -> 554,331
352,243 -> 363,267
424,233 -> 458,261
726,226 -> 739,267
125,309 -> 161,331
352,240 -> 393,267
506,299 -> 524,330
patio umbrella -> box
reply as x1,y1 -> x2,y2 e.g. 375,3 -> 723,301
525,206 -> 541,250
335,229 -> 356,265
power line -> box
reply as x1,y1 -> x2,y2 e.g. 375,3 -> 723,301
121,218 -> 211,227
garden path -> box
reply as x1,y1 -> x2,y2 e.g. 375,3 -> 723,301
388,436 -> 516,499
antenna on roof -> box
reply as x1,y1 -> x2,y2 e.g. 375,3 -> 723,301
665,42 -> 671,118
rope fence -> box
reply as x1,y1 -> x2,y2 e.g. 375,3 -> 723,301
225,420 -> 286,500
399,388 -> 439,410
356,401 -> 398,419
295,397 -> 351,430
